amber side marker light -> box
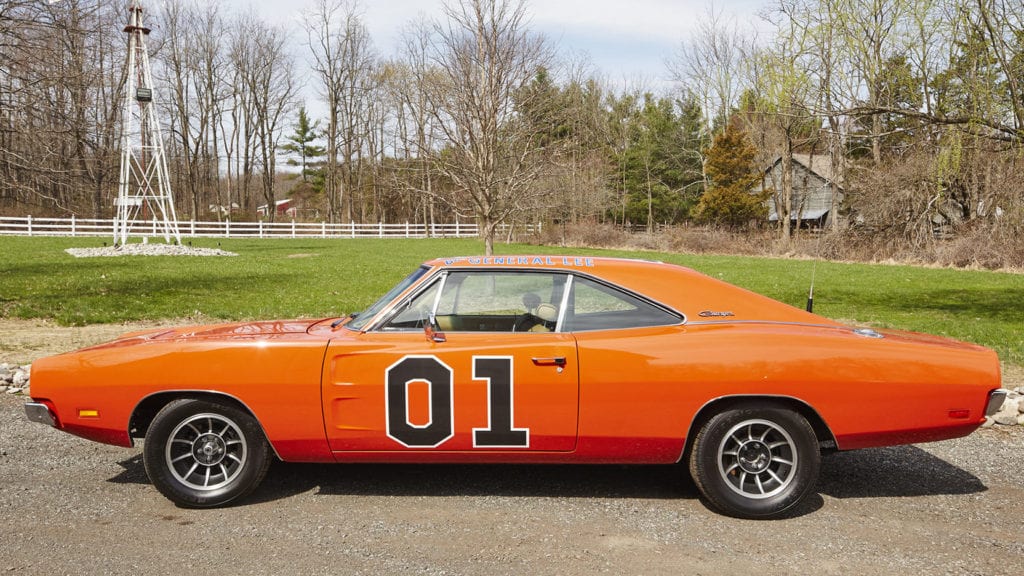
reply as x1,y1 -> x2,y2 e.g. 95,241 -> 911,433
78,409 -> 100,418
947,409 -> 970,420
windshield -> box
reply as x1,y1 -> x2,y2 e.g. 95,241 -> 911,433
345,265 -> 431,331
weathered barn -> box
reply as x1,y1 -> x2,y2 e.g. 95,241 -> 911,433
756,154 -> 844,228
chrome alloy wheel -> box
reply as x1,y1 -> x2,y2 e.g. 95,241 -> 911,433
717,418 -> 798,499
165,413 -> 248,491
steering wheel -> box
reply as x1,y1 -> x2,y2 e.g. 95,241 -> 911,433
512,313 -> 541,332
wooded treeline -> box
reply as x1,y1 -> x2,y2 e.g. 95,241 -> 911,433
1,0 -> 1022,261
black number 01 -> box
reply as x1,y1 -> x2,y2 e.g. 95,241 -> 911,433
385,355 -> 529,448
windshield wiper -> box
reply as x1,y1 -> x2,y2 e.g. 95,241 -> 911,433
331,312 -> 357,328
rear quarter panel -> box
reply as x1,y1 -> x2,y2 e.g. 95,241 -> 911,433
573,322 -> 1000,461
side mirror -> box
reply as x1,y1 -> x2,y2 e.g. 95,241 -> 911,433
424,314 -> 446,343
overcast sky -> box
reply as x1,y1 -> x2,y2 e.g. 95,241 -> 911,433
235,0 -> 768,89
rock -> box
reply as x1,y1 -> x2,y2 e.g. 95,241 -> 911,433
5,387 -> 22,395
0,385 -> 7,393
65,245 -> 238,258
981,417 -> 995,428
12,371 -> 28,387
991,396 -> 1019,426
993,412 -> 1019,426
1018,413 -> 1024,426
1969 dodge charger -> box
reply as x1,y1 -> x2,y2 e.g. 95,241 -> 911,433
25,256 -> 1006,518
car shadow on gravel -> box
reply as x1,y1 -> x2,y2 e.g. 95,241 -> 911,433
106,443 -> 984,512
252,461 -> 697,504
818,445 -> 986,498
108,454 -> 150,484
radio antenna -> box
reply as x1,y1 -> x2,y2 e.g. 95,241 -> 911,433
806,222 -> 826,313
806,256 -> 818,312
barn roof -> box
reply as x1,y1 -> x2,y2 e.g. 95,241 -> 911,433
789,153 -> 844,186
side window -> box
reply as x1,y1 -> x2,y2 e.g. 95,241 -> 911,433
382,278 -> 443,330
567,276 -> 681,331
381,271 -> 568,333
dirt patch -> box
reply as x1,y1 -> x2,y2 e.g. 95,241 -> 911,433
1002,363 -> 1024,389
0,318 -> 188,365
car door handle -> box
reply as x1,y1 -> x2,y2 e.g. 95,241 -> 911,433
532,357 -> 566,366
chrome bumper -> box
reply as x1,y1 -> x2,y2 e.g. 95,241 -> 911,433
24,402 -> 56,427
985,390 -> 1009,417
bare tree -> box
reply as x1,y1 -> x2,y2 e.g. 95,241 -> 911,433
669,4 -> 753,133
157,1 -> 234,221
835,0 -> 907,164
0,0 -> 124,216
969,0 -> 1024,139
778,0 -> 853,230
225,17 -> 252,213
246,22 -> 298,222
422,0 -> 552,254
303,0 -> 376,223
750,6 -> 818,243
547,55 -> 615,226
395,18 -> 444,232
226,12 -> 263,214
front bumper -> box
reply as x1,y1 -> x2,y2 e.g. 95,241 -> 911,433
24,402 -> 56,427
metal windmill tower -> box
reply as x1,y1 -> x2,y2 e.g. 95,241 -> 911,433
114,0 -> 181,246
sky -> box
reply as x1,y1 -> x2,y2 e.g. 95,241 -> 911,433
238,0 -> 769,90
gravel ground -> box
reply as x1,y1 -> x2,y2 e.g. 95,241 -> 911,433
1,390 -> 1022,575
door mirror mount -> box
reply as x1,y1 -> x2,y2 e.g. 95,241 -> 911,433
425,314 -> 446,343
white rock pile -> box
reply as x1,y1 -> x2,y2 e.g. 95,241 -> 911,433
984,388 -> 1024,427
65,244 -> 237,258
2,359 -> 1021,428
0,363 -> 31,396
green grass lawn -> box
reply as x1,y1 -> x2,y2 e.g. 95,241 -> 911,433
1,236 -> 1021,363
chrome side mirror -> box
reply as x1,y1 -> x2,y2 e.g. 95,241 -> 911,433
424,314 -> 446,343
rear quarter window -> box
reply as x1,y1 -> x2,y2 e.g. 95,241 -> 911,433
567,276 -> 681,331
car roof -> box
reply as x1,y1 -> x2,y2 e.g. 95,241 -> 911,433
424,256 -> 836,325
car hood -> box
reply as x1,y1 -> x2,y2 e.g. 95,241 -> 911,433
75,319 -> 330,352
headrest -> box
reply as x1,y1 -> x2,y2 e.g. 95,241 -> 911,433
535,303 -> 558,322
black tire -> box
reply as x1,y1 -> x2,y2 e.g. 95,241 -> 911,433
689,406 -> 820,519
143,399 -> 271,508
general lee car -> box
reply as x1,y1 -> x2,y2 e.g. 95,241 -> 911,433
25,256 -> 1006,518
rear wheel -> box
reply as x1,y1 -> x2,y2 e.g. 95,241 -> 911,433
689,406 -> 820,519
143,399 -> 270,508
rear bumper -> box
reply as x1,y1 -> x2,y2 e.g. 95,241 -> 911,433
985,390 -> 1009,417
24,402 -> 57,427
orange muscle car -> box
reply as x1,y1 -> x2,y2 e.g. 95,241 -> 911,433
24,256 -> 1006,518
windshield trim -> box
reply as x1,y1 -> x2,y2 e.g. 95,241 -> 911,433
343,265 -> 431,332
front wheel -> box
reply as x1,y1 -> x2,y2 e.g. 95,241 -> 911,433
689,406 -> 820,519
143,399 -> 271,508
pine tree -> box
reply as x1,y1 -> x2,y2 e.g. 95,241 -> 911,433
281,106 -> 325,184
692,123 -> 767,227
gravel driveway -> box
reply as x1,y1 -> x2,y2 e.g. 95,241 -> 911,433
1,391 -> 1021,575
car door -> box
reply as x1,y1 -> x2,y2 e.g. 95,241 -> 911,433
322,269 -> 579,455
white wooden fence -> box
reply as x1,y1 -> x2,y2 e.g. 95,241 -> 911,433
0,216 -> 498,239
